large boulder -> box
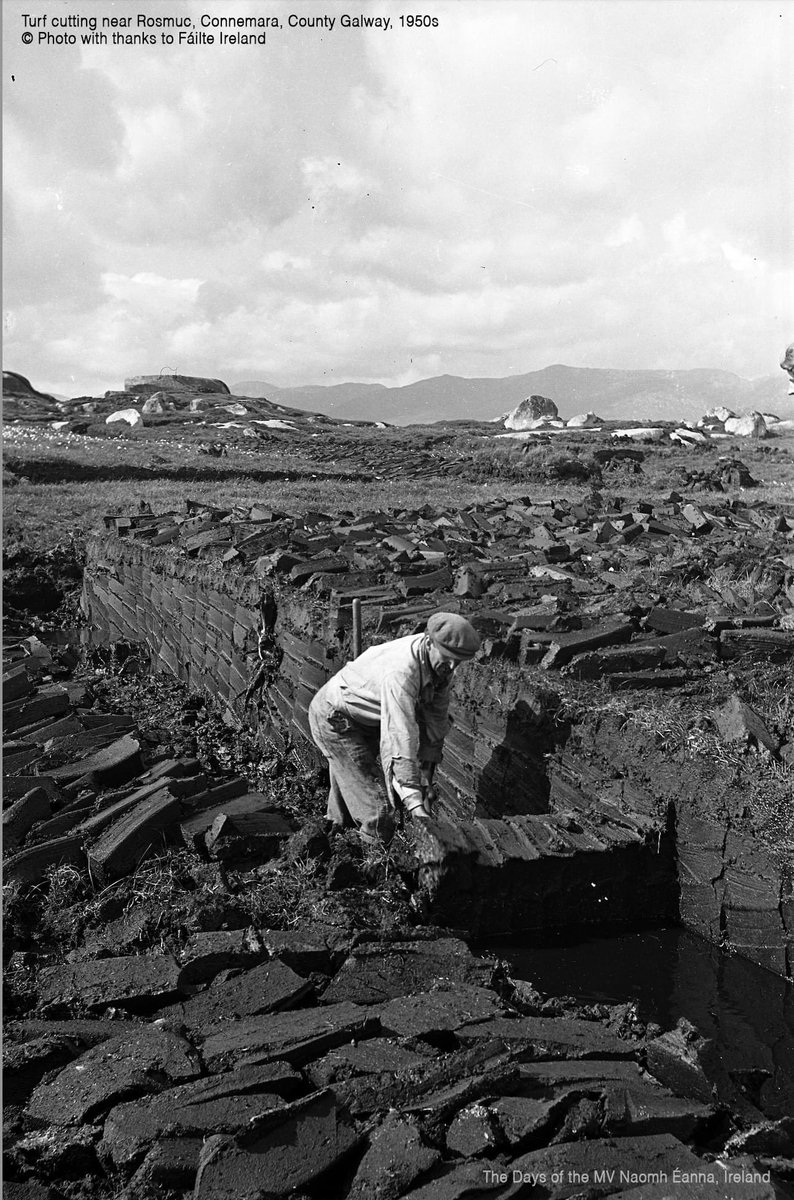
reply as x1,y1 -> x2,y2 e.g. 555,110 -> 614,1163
723,412 -> 768,438
106,408 -> 143,428
142,392 -> 168,414
701,405 -> 736,423
566,411 -> 602,428
124,374 -> 230,396
671,428 -> 709,446
504,394 -> 559,430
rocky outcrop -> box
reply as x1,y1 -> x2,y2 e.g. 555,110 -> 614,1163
3,371 -> 57,402
124,374 -> 230,396
2,372 -> 60,420
504,395 -> 559,430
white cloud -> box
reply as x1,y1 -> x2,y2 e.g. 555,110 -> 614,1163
606,215 -> 644,248
2,0 -> 792,398
102,272 -> 204,314
720,242 -> 763,276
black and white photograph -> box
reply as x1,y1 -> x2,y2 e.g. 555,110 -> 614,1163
3,1 -> 794,1196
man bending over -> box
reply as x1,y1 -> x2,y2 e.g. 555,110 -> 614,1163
309,612 -> 480,848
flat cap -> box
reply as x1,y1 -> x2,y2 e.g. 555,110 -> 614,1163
426,612 -> 481,660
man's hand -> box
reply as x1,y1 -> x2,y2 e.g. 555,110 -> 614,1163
420,762 -> 438,811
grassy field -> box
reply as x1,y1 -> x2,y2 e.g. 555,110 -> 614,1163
4,419 -> 793,553
1,422 -> 571,549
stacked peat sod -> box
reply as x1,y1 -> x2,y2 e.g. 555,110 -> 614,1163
3,642 -> 294,891
8,924 -> 793,1200
77,491 -> 794,969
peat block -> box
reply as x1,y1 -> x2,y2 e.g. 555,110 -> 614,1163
38,953 -> 183,1013
321,937 -> 496,1005
487,1094 -> 560,1147
333,1042 -> 518,1123
446,1103 -> 502,1156
561,644 -> 665,679
347,1113 -> 440,1200
2,788 -> 52,849
8,1017 -> 133,1048
720,628 -> 794,662
540,617 -> 635,668
101,1062 -> 303,1170
306,1037 -> 431,1088
3,686 -> 70,736
194,1089 -> 362,1199
159,958 -> 313,1031
1,775 -> 63,804
25,1026 -> 200,1126
612,1085 -> 716,1140
6,1124 -> 100,1181
45,732 -> 143,787
652,626 -> 718,666
2,1185 -> 59,1200
180,792 -> 289,851
498,1133 -> 722,1198
517,1059 -> 646,1087
176,926 -> 270,986
256,926 -> 346,974
399,1159 -> 505,1198
123,1137 -> 205,1192
4,833 -> 85,884
204,808 -> 293,863
455,1014 -> 636,1059
86,790 -> 181,885
374,985 -> 506,1038
2,1031 -> 87,1106
199,1001 -> 380,1072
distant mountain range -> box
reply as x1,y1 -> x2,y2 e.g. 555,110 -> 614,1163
233,365 -> 793,426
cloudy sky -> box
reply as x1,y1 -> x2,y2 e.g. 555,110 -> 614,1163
3,0 -> 792,399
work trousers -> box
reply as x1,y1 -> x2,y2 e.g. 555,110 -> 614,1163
308,684 -> 396,846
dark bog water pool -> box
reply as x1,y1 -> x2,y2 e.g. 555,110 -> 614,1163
486,927 -> 794,1119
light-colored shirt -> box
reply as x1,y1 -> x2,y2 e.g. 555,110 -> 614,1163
323,633 -> 451,789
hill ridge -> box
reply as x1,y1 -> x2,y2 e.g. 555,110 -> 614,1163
232,364 -> 790,426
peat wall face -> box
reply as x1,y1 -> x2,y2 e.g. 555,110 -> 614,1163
82,526 -> 792,977
569,717 -> 793,981
81,532 -> 555,820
